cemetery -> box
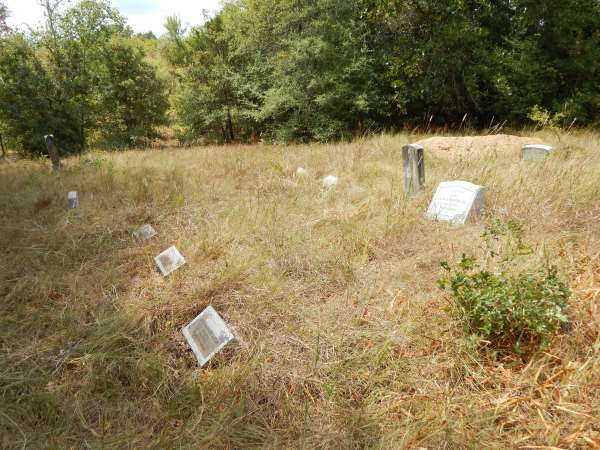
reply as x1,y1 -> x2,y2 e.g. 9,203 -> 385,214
1,131 -> 599,448
1,0 -> 598,445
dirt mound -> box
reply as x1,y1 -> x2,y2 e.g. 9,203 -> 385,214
416,134 -> 541,157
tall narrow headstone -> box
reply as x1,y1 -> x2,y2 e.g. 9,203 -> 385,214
45,134 -> 61,171
67,191 -> 78,209
522,144 -> 553,161
402,144 -> 425,194
154,246 -> 186,276
182,306 -> 235,367
426,181 -> 485,224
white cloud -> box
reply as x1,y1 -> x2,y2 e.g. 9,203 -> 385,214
4,0 -> 223,36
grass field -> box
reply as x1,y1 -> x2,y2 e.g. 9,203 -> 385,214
1,131 -> 599,449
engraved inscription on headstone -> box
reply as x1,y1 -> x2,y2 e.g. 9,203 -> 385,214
182,306 -> 235,367
154,246 -> 186,276
522,144 -> 553,160
402,144 -> 425,194
426,181 -> 485,224
134,224 -> 157,240
67,191 -> 78,209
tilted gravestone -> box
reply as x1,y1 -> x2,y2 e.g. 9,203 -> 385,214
67,191 -> 78,209
426,181 -> 485,224
182,305 -> 235,367
522,144 -> 553,161
134,224 -> 157,240
154,246 -> 186,276
45,134 -> 61,171
402,144 -> 425,194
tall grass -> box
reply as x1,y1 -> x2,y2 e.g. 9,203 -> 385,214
1,131 -> 599,448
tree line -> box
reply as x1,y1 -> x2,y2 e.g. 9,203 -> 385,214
1,0 -> 599,154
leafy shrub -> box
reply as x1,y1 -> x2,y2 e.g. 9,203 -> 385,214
438,220 -> 570,354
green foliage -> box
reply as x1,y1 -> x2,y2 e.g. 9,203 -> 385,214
439,220 -> 570,354
0,0 -> 168,155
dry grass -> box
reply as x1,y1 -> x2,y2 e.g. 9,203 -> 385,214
0,131 -> 599,449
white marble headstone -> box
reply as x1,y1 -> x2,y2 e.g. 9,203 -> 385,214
522,144 -> 553,160
321,175 -> 338,188
134,224 -> 157,240
182,306 -> 235,367
67,191 -> 78,209
426,181 -> 485,224
154,246 -> 186,276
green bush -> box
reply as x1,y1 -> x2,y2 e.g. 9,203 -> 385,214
438,221 -> 571,354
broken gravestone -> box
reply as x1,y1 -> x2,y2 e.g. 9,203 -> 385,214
182,305 -> 235,367
402,144 -> 425,194
67,191 -> 78,209
426,180 -> 485,224
154,246 -> 186,276
522,144 -> 553,161
134,224 -> 157,240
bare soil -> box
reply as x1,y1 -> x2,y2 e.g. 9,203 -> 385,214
416,133 -> 543,157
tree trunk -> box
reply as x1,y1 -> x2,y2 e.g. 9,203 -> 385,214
0,133 -> 5,159
227,107 -> 235,143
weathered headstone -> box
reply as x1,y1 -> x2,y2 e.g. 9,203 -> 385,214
45,134 -> 61,171
522,144 -> 553,161
426,181 -> 485,224
402,144 -> 425,194
67,191 -> 78,209
182,305 -> 235,367
154,246 -> 186,276
321,175 -> 338,188
134,224 -> 157,240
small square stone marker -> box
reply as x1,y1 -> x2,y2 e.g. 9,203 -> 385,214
522,144 -> 553,160
182,305 -> 235,367
154,246 -> 186,276
67,191 -> 78,209
134,224 -> 157,240
426,180 -> 485,225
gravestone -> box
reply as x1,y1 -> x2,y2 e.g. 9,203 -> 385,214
296,167 -> 308,176
134,224 -> 157,240
67,191 -> 78,209
522,144 -> 553,160
154,246 -> 186,276
426,181 -> 485,224
45,134 -> 61,171
402,144 -> 425,194
321,175 -> 338,188
182,305 -> 235,367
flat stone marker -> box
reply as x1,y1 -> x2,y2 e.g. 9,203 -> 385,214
522,144 -> 553,160
182,305 -> 235,367
134,224 -> 157,240
321,175 -> 338,188
154,246 -> 186,276
402,144 -> 425,194
426,181 -> 485,224
67,191 -> 78,209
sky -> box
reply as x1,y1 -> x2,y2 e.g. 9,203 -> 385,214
5,0 -> 223,36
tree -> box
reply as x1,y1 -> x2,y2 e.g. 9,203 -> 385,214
0,0 -> 168,155
0,1 -> 9,36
